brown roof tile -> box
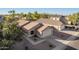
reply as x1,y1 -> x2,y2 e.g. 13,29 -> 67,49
23,22 -> 40,30
17,20 -> 29,27
37,18 -> 64,26
37,24 -> 49,34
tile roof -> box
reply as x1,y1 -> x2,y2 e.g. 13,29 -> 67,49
17,20 -> 30,27
17,18 -> 64,34
52,15 -> 63,17
37,18 -> 64,26
37,24 -> 49,34
23,22 -> 40,30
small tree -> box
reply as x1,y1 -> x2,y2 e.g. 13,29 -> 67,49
27,12 -> 33,21
68,13 -> 79,25
0,39 -> 14,50
8,10 -> 16,22
32,11 -> 40,20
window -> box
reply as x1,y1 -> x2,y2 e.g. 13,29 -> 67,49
30,31 -> 34,35
65,26 -> 68,29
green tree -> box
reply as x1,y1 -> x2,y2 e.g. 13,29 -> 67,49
0,10 -> 24,49
0,39 -> 14,47
68,13 -> 79,25
0,39 -> 14,50
2,21 -> 22,40
40,13 -> 49,18
32,11 -> 40,20
8,10 -> 16,22
27,12 -> 33,21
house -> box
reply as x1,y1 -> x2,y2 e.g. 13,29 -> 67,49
21,21 -> 53,45
49,15 -> 61,21
18,20 -> 54,39
15,16 -> 77,50
17,20 -> 54,45
49,15 -> 68,24
17,17 -> 65,45
60,16 -> 69,24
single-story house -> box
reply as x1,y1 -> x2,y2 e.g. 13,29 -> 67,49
17,20 -> 54,44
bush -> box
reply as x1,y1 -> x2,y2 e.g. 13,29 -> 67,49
0,39 -> 14,47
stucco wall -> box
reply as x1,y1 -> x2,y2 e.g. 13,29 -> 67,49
42,27 -> 53,38
23,39 -> 56,50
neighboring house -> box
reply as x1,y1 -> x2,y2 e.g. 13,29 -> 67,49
49,15 -> 68,24
60,16 -> 68,24
49,15 -> 61,20
64,16 -> 71,25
